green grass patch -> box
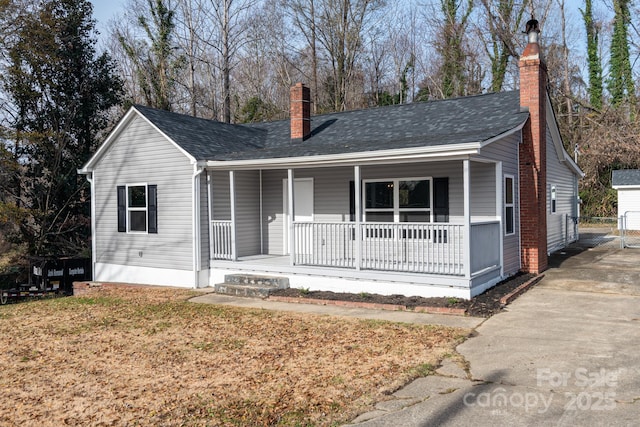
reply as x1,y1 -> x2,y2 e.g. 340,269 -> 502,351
409,363 -> 436,377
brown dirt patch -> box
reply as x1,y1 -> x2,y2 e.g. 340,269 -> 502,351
271,272 -> 538,318
0,287 -> 467,426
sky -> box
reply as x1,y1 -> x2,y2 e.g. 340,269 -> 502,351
90,0 -> 590,41
91,0 -> 127,37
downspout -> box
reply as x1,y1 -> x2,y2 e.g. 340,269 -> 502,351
496,161 -> 504,278
85,172 -> 96,280
517,131 -> 523,270
192,163 -> 205,288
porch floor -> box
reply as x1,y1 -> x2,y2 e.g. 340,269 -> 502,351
209,254 -> 475,288
236,254 -> 290,265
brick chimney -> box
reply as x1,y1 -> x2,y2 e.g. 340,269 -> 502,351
518,19 -> 548,274
290,83 -> 311,141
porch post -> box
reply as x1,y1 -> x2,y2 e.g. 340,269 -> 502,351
229,170 -> 237,261
496,161 -> 504,277
354,165 -> 362,270
288,168 -> 295,266
463,160 -> 472,279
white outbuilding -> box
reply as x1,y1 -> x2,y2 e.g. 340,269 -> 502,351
612,169 -> 640,231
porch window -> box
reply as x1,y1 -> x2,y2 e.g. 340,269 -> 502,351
505,176 -> 515,235
364,178 -> 431,222
117,184 -> 158,233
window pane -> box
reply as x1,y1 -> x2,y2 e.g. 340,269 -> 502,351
399,180 -> 430,208
505,177 -> 513,204
366,182 -> 393,208
130,211 -> 147,232
129,186 -> 146,208
365,212 -> 393,222
505,206 -> 514,234
400,211 -> 430,222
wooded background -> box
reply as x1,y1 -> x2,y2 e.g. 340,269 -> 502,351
1,0 -> 640,258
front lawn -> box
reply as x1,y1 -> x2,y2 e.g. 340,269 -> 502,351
0,287 -> 467,426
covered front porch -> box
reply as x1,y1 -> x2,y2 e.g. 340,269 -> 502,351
203,157 -> 510,298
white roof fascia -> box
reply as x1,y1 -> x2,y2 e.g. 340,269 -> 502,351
612,184 -> 640,190
546,96 -> 584,178
79,107 -> 138,173
78,106 -> 197,174
204,142 -> 482,170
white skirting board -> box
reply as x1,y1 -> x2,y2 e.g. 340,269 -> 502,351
94,263 -> 196,288
207,268 -> 475,299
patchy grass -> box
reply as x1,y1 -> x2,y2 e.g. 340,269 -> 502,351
0,287 -> 467,426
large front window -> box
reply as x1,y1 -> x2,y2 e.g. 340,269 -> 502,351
364,178 -> 432,222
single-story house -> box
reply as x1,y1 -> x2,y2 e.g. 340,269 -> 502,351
612,169 -> 640,230
78,21 -> 582,299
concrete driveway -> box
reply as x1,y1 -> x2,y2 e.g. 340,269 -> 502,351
347,237 -> 640,426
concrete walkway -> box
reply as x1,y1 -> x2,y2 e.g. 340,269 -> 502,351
346,242 -> 640,426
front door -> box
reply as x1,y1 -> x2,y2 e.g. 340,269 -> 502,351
283,178 -> 314,255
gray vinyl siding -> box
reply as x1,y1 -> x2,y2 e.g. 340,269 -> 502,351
93,115 -> 194,270
477,131 -> 521,276
235,170 -> 261,257
261,167 -> 354,255
470,162 -> 496,218
210,171 -> 231,220
295,167 -> 353,221
200,173 -> 209,267
260,162 -> 486,255
546,126 -> 578,253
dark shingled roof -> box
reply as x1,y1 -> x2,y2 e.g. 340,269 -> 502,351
134,91 -> 529,161
612,169 -> 640,186
133,105 -> 265,159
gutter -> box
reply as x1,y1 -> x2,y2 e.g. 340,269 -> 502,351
205,142 -> 482,170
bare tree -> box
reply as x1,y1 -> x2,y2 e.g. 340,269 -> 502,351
198,0 -> 257,123
174,0 -> 208,116
117,0 -> 184,111
284,0 -> 322,112
476,0 -> 529,92
315,0 -> 385,111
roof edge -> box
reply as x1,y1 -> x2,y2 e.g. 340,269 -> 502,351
79,106 -> 198,174
205,142 -> 482,170
546,96 -> 584,178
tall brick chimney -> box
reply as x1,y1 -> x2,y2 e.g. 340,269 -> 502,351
290,83 -> 311,141
518,19 -> 548,274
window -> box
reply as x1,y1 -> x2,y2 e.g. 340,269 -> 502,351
550,185 -> 557,214
117,184 -> 157,233
505,176 -> 515,235
364,178 -> 431,223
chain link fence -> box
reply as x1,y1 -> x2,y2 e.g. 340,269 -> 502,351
620,212 -> 640,248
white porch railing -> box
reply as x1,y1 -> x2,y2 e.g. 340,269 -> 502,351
211,220 -> 233,260
293,222 -> 356,268
212,220 -> 501,276
293,222 -> 466,275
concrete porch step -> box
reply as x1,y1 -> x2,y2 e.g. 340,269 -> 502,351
214,274 -> 289,298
